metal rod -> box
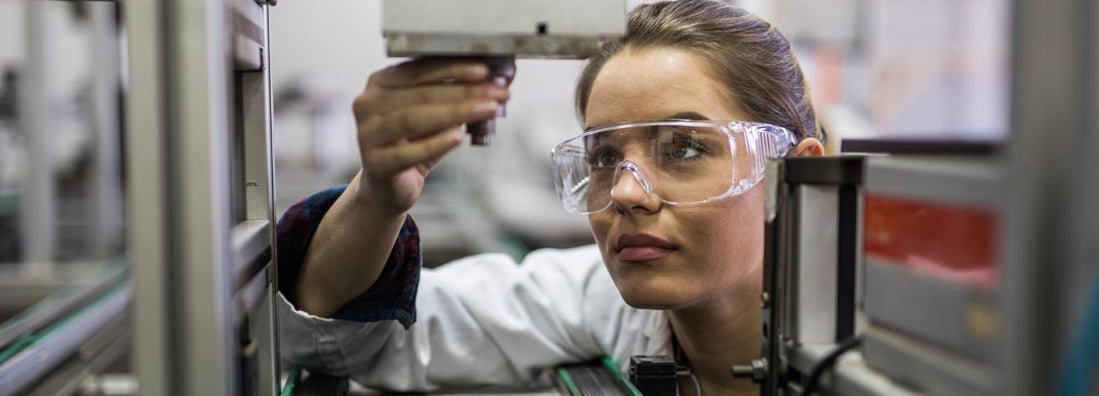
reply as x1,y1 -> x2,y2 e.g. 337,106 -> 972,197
19,1 -> 56,276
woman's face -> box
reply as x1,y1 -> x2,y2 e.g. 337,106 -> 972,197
584,46 -> 765,310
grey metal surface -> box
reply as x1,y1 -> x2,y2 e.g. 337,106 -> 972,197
1001,0 -> 1098,394
861,326 -> 993,396
0,261 -> 126,352
237,262 -> 269,325
863,259 -> 995,362
239,3 -> 281,394
232,0 -> 265,70
382,0 -> 625,58
791,343 -> 923,396
385,34 -> 607,59
173,0 -> 238,392
88,2 -> 125,261
382,0 -> 625,36
233,219 -> 272,284
19,1 -> 56,273
864,156 -> 1001,208
22,312 -> 130,396
0,285 -> 130,396
123,0 -> 174,392
792,185 -> 839,344
125,0 -> 261,393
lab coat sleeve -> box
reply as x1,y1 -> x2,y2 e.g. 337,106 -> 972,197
275,188 -> 609,390
279,247 -> 609,391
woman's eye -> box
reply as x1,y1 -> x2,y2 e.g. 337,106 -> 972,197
671,145 -> 701,159
665,137 -> 706,160
587,149 -> 621,167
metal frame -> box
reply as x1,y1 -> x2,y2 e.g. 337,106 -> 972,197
125,0 -> 279,394
18,1 -> 55,275
741,0 -> 1099,393
1001,0 -> 1099,394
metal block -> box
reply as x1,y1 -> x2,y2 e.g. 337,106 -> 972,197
862,325 -> 994,395
864,156 -> 1002,208
863,259 -> 996,361
382,0 -> 626,58
792,185 -> 839,344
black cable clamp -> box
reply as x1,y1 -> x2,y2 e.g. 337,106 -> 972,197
629,355 -> 677,396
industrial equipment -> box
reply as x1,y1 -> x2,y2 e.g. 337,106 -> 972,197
381,0 -> 627,145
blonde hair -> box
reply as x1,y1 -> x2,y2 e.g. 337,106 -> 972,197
576,0 -> 824,142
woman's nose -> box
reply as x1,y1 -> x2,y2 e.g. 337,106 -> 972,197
609,162 -> 661,214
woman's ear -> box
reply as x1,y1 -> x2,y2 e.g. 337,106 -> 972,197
794,137 -> 825,157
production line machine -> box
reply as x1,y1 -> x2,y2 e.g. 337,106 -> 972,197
2,0 -> 1095,394
381,0 -> 627,145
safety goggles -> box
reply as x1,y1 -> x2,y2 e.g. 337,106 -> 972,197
550,120 -> 796,214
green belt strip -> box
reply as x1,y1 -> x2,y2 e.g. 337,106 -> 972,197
556,356 -> 644,396
0,257 -> 128,365
0,282 -> 127,365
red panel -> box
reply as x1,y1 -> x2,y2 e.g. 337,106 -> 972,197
864,194 -> 999,289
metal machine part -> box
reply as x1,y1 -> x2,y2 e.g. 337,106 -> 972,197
733,156 -> 919,396
556,357 -> 641,396
464,56 -> 514,145
381,0 -> 627,145
628,356 -> 677,396
0,260 -> 130,396
859,156 -> 1002,395
735,155 -> 1008,396
126,0 -> 281,394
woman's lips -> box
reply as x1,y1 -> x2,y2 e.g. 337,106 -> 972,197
614,233 -> 677,261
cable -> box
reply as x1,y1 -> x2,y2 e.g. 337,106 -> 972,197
1055,268 -> 1099,396
675,365 -> 703,396
801,336 -> 863,396
688,371 -> 702,396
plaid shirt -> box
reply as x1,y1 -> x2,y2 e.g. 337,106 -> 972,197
276,185 -> 422,328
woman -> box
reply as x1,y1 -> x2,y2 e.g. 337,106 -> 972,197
277,0 -> 825,394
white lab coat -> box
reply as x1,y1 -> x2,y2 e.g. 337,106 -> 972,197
277,244 -> 675,391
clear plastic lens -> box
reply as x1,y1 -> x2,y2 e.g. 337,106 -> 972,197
551,120 -> 794,214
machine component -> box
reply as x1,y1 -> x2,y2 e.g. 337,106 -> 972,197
464,56 -> 514,145
0,260 -> 129,396
860,156 -> 1002,395
126,0 -> 281,394
628,356 -> 677,396
556,357 -> 641,396
740,154 -> 1004,396
381,0 -> 627,145
736,155 -> 921,396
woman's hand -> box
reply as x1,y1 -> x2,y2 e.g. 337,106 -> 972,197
351,58 -> 513,216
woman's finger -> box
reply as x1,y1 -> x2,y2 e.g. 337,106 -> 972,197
361,99 -> 499,146
361,128 -> 465,176
370,58 -> 490,89
361,82 -> 509,116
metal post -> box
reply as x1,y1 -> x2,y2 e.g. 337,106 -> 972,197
172,0 -> 237,393
125,0 -> 238,393
1002,0 -> 1096,394
237,3 -> 280,393
123,0 -> 174,392
19,1 -> 55,277
88,2 -> 124,260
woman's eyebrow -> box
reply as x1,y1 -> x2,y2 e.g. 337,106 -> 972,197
665,111 -> 710,121
583,112 -> 711,131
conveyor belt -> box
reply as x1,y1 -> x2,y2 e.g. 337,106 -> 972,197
283,357 -> 642,396
555,357 -> 641,396
0,257 -> 127,352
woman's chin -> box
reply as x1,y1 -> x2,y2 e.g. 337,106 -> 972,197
616,283 -> 690,310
